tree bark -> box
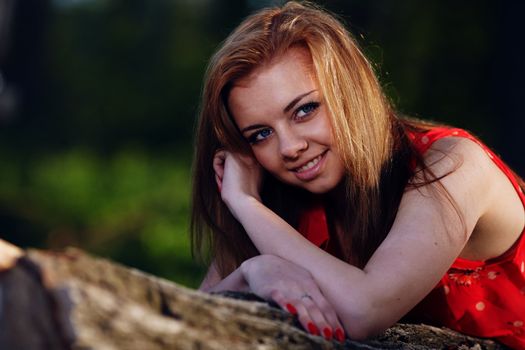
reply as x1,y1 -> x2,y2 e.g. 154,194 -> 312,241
0,240 -> 508,349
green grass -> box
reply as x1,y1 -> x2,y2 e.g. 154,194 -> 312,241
0,149 -> 206,288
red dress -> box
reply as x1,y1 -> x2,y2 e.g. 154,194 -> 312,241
298,127 -> 525,349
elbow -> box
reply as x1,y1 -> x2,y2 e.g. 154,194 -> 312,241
341,316 -> 377,341
344,324 -> 383,342
339,300 -> 393,341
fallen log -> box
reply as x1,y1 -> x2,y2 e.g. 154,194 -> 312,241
0,240 -> 508,349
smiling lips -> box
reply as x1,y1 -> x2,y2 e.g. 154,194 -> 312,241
293,151 -> 327,181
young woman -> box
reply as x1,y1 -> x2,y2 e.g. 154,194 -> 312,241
191,2 -> 525,348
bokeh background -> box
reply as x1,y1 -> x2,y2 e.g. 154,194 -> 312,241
0,0 -> 523,289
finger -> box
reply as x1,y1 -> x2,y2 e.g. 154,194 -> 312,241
269,290 -> 298,317
334,326 -> 347,343
319,305 -> 345,342
306,290 -> 346,342
271,289 -> 333,340
294,301 -> 321,337
297,295 -> 334,340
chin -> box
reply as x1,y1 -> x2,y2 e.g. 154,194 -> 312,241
301,178 -> 341,194
275,173 -> 343,194
305,184 -> 336,194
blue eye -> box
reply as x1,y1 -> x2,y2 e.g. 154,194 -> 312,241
295,102 -> 319,119
247,128 -> 273,144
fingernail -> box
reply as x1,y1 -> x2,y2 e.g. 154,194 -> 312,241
335,328 -> 345,342
285,303 -> 297,315
307,322 -> 319,336
323,327 -> 333,340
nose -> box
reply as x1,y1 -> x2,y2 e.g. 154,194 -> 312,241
279,127 -> 308,160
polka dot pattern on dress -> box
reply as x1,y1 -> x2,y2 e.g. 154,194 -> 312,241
487,271 -> 498,280
443,285 -> 450,295
475,302 -> 485,311
384,127 -> 525,349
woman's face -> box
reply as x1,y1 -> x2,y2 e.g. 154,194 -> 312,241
228,47 -> 346,194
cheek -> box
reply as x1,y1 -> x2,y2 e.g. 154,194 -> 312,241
311,113 -> 335,143
252,147 -> 279,172
333,160 -> 346,182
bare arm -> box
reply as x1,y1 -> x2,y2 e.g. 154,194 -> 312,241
217,138 -> 515,339
199,254 -> 346,340
199,261 -> 249,293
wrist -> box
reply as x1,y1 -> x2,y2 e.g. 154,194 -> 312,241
240,255 -> 265,286
205,265 -> 251,293
224,193 -> 261,217
240,256 -> 256,281
240,254 -> 279,281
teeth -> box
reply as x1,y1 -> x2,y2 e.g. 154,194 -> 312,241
296,155 -> 321,173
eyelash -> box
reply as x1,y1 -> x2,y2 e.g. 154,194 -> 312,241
247,101 -> 320,145
294,101 -> 320,120
247,128 -> 273,144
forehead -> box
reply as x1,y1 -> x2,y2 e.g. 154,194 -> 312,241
228,47 -> 317,124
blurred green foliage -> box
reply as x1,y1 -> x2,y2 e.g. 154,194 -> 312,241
0,149 -> 202,287
0,0 -> 235,288
41,0 -> 216,151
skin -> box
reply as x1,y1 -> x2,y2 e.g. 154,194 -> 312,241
225,48 -> 346,195
203,47 -> 525,340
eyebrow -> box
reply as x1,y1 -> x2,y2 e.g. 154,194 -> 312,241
240,90 -> 317,134
241,124 -> 267,134
283,90 -> 316,113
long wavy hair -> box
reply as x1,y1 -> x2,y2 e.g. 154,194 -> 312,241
190,1 -> 501,277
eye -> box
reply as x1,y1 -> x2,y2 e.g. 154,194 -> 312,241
247,128 -> 273,144
294,102 -> 320,120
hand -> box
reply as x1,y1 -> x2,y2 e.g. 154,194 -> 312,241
213,149 -> 263,205
241,254 -> 346,342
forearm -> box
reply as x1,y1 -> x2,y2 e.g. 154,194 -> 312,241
226,196 -> 379,336
226,193 -> 466,338
227,196 -> 358,277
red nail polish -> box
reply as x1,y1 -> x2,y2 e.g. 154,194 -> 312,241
335,328 -> 345,342
323,327 -> 333,340
307,322 -> 319,335
285,303 -> 297,315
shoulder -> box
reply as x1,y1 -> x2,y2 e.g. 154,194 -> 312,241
408,136 -> 496,242
427,134 -> 487,158
425,136 -> 525,260
422,135 -> 495,183
416,135 -> 525,258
